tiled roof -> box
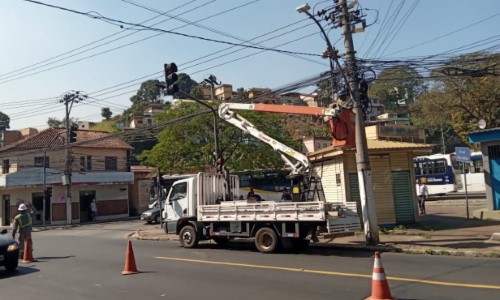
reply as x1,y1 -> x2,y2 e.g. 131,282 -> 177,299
309,139 -> 433,157
0,128 -> 132,153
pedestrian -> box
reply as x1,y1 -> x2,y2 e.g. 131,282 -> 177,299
281,188 -> 292,201
416,179 -> 428,215
246,187 -> 255,200
90,199 -> 97,221
12,203 -> 33,258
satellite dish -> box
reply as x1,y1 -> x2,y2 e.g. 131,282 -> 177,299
478,119 -> 486,129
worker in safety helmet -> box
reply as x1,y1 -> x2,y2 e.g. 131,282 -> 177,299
12,203 -> 33,258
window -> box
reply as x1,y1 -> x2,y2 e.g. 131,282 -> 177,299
86,155 -> 92,171
105,156 -> 117,171
170,182 -> 187,201
80,157 -> 85,171
34,157 -> 49,168
336,173 -> 341,186
2,159 -> 9,174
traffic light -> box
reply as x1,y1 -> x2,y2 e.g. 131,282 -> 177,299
69,125 -> 78,143
164,63 -> 179,95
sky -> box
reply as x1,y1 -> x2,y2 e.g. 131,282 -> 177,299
0,0 -> 498,130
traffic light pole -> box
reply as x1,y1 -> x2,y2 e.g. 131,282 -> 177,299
60,91 -> 86,225
339,0 -> 379,245
42,133 -> 61,228
64,96 -> 73,225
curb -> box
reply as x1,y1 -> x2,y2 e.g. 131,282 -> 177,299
128,231 -> 500,258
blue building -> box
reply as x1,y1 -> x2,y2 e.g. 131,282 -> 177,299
469,128 -> 500,220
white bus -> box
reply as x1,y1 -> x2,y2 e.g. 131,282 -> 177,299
413,153 -> 463,195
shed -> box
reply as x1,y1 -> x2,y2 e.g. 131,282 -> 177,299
308,140 -> 432,226
469,127 -> 500,220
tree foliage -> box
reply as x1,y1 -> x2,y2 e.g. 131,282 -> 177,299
138,101 -> 297,173
91,120 -> 117,133
0,112 -> 10,131
411,52 -> 500,144
369,65 -> 425,111
47,117 -> 77,128
129,79 -> 164,116
101,107 -> 112,120
175,73 -> 199,99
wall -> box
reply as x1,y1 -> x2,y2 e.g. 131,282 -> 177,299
314,158 -> 346,203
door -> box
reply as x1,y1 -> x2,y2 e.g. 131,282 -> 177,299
392,171 -> 415,224
488,146 -> 500,210
164,181 -> 188,233
79,191 -> 96,222
31,193 -> 44,225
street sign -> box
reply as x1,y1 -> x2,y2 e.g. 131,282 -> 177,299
455,147 -> 471,162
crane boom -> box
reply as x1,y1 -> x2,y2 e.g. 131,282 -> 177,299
218,103 -> 314,175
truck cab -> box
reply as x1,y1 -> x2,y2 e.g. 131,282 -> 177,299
163,176 -> 197,234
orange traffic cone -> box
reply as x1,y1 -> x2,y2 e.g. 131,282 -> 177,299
22,237 -> 37,263
366,252 -> 395,300
122,240 -> 140,275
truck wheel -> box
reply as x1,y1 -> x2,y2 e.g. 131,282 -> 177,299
212,237 -> 230,247
179,226 -> 199,248
255,227 -> 278,253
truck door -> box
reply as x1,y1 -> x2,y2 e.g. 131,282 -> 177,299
165,181 -> 189,232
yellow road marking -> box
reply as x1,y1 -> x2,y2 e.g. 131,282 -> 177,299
156,256 -> 500,290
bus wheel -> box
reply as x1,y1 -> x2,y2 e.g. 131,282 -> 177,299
255,227 -> 278,253
179,225 -> 199,248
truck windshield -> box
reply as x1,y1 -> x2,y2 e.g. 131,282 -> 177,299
170,182 -> 187,201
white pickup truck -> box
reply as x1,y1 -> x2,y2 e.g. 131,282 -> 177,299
163,172 -> 361,253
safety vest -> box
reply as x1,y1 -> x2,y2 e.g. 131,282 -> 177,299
15,214 -> 32,228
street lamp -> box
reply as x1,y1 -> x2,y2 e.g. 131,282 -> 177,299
296,3 -> 337,104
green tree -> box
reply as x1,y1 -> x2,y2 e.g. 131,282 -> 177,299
101,107 -> 112,120
314,79 -> 334,107
47,117 -> 77,128
138,101 -> 297,173
175,73 -> 199,99
91,120 -> 117,133
129,79 -> 164,116
0,112 -> 10,131
412,52 -> 500,144
369,65 -> 425,111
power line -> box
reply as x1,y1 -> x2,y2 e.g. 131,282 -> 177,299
0,0 -> 199,80
22,0 -> 321,57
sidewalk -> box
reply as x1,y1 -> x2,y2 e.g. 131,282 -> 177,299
130,199 -> 500,257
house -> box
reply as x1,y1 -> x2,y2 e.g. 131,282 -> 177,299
0,128 -> 134,226
308,140 -> 432,226
128,103 -> 165,129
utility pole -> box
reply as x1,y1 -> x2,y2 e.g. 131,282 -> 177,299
339,0 -> 379,245
203,75 -> 221,100
61,91 -> 87,225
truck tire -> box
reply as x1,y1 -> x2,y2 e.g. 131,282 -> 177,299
179,225 -> 199,248
255,227 -> 278,253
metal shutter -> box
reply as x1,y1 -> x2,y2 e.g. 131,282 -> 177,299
392,171 -> 415,224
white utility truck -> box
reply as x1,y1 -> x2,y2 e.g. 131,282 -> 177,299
162,103 -> 361,253
163,172 -> 360,253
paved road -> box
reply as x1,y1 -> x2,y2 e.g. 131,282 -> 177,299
0,220 -> 499,300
